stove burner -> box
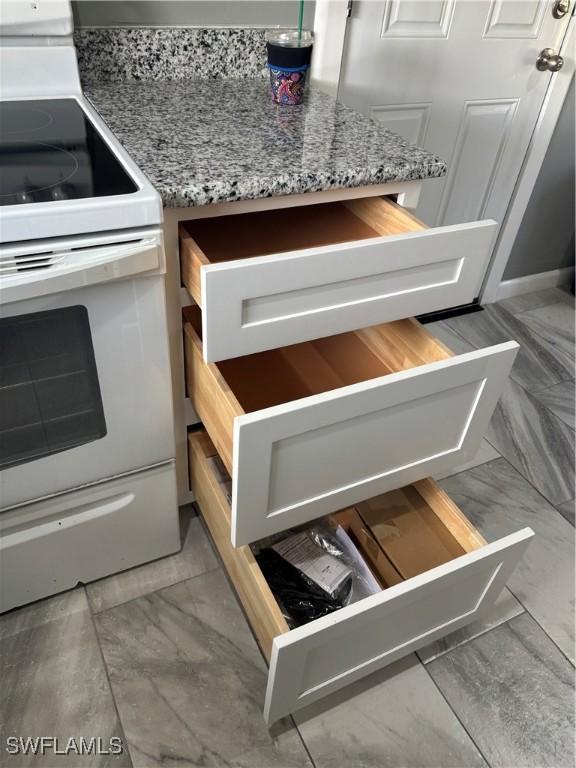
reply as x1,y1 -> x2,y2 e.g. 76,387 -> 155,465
0,105 -> 54,136
0,98 -> 137,206
0,143 -> 79,203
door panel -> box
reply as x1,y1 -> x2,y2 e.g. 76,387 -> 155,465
437,98 -> 519,224
339,0 -> 571,233
369,102 -> 432,144
381,0 -> 456,38
484,0 -> 547,38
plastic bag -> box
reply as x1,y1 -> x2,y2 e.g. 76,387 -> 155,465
255,548 -> 345,627
308,519 -> 381,605
271,530 -> 353,601
254,518 -> 381,628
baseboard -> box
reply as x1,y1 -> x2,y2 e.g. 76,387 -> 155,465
495,267 -> 575,301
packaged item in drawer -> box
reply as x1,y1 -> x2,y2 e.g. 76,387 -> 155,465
255,548 -> 343,627
356,487 -> 466,579
307,519 -> 382,602
254,519 -> 381,627
272,530 -> 353,600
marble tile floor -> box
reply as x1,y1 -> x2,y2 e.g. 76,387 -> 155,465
0,289 -> 574,768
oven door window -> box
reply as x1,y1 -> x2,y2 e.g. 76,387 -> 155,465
0,306 -> 106,469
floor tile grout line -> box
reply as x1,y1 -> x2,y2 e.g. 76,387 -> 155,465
483,436 -> 574,524
177,537 -> 320,766
482,373 -> 574,507
513,299 -> 575,318
440,316 -> 479,350
495,294 -> 573,328
529,377 -> 576,396
422,610 -> 576,768
87,561 -> 222,617
190,520 -> 319,764
417,604 -> 527,666
454,445 -> 576,667
84,586 -> 135,768
496,575 -> 576,669
526,386 -> 576,433
438,347 -> 575,667
419,656 -> 493,768
292,717 -> 319,768
422,302 -> 571,505
445,300 -> 575,395
499,301 -> 575,392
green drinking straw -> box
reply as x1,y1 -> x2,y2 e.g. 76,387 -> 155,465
297,0 -> 304,42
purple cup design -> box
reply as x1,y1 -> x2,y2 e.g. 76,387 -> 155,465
268,65 -> 308,105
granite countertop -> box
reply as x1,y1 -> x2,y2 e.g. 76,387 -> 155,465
86,79 -> 447,209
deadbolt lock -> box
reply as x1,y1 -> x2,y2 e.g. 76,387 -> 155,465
552,0 -> 570,18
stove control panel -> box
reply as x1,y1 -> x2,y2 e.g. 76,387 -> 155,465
0,0 -> 72,37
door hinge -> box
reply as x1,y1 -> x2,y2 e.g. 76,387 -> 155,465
347,0 -> 354,18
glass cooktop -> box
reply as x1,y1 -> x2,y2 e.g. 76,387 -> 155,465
0,98 -> 137,206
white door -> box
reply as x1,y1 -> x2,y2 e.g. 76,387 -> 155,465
339,0 -> 572,232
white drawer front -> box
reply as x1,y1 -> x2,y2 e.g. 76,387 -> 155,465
0,463 -> 180,612
231,342 -> 518,547
201,221 -> 496,362
264,528 -> 533,724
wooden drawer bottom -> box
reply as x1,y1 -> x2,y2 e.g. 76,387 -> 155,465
189,430 -> 533,725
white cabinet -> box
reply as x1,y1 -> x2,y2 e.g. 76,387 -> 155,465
180,196 -> 496,362
184,308 -> 517,547
189,431 -> 533,725
179,189 -> 531,724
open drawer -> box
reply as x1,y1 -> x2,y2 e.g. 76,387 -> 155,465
183,306 -> 518,546
180,197 -> 497,362
189,430 -> 533,724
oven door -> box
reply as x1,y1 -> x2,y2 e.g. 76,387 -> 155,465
0,231 -> 174,509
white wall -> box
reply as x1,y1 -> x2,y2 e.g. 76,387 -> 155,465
73,1 -> 316,28
504,77 -> 575,280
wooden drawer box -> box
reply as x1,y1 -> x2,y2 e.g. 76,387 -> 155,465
183,306 -> 518,547
189,430 -> 533,725
180,197 -> 497,362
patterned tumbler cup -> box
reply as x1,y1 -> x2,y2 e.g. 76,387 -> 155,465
266,30 -> 313,106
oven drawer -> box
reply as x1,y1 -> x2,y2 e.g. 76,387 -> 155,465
180,197 -> 496,362
184,307 -> 518,547
0,462 -> 180,613
189,430 -> 533,724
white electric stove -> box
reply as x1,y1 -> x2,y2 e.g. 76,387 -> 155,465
0,1 -> 180,612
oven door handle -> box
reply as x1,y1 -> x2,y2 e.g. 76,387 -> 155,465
0,235 -> 164,304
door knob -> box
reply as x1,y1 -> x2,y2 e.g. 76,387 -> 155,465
536,48 -> 564,72
552,0 -> 570,18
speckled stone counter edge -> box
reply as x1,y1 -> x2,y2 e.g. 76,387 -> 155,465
147,160 -> 448,209
85,77 -> 447,208
78,28 -> 448,208
75,27 -> 268,83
